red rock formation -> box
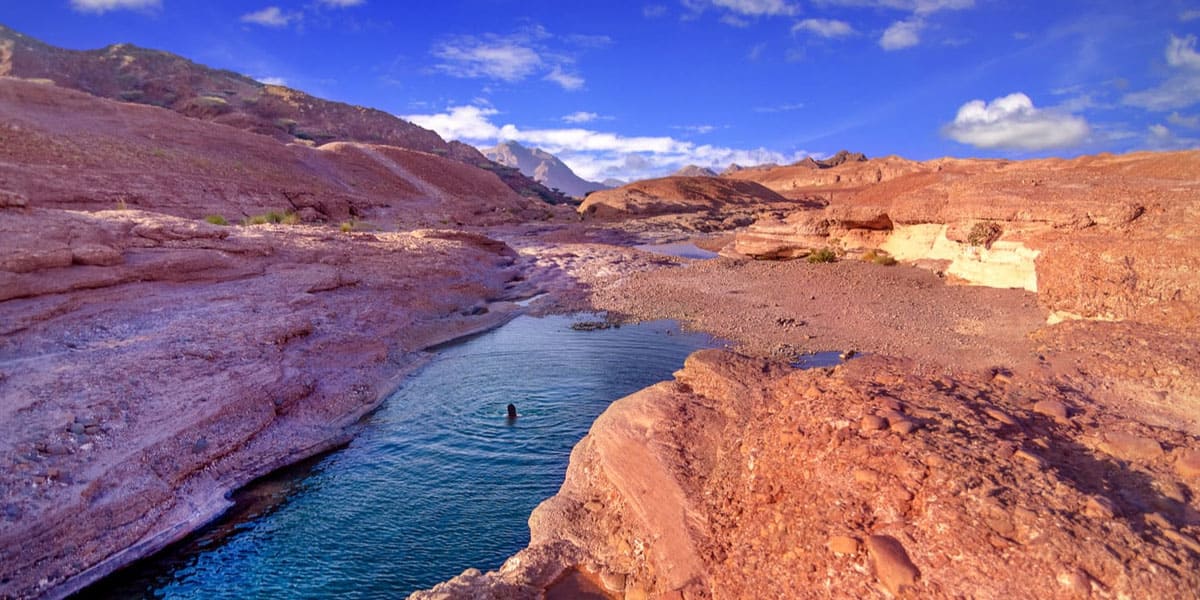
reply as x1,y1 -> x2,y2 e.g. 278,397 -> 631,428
0,205 -> 529,599
578,176 -> 791,219
0,77 -> 551,225
417,351 -> 1200,599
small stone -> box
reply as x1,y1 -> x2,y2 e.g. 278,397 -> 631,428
1014,449 -> 1046,468
861,415 -> 888,432
827,535 -> 860,556
584,501 -> 603,512
1174,449 -> 1200,479
853,469 -> 880,486
598,570 -> 626,592
890,419 -> 917,435
192,437 -> 209,454
1084,495 -> 1116,519
1057,569 -> 1091,597
1033,400 -> 1069,420
1163,529 -> 1200,554
44,443 -> 69,456
1100,431 -> 1164,462
69,423 -> 86,435
1145,512 -> 1174,531
866,535 -> 920,595
985,408 -> 1018,426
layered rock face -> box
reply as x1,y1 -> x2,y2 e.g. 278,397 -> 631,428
732,151 -> 1200,324
0,206 -> 527,598
417,351 -> 1200,599
579,176 -> 792,219
0,25 -> 569,205
0,77 -> 553,226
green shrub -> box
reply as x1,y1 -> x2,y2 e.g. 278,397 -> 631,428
862,249 -> 897,266
242,211 -> 299,226
807,248 -> 838,264
204,214 -> 229,226
340,219 -> 377,233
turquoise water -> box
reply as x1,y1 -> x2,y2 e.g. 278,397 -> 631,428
81,314 -> 717,599
633,242 -> 719,259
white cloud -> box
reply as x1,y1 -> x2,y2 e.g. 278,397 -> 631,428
1166,34 -> 1200,69
70,0 -> 159,13
544,67 -> 585,91
1181,9 -> 1200,22
319,0 -> 365,5
256,76 -> 288,86
430,28 -> 595,91
943,92 -> 1091,150
563,111 -> 600,123
880,19 -> 922,50
684,0 -> 799,18
754,102 -> 805,112
433,37 -> 543,81
673,124 -> 718,134
1146,123 -> 1199,149
1168,112 -> 1200,128
1123,35 -> 1200,111
405,104 -> 810,181
711,0 -> 799,16
793,18 -> 856,38
241,6 -> 299,27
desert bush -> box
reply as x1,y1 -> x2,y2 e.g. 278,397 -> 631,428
242,211 -> 299,226
204,214 -> 229,226
340,219 -> 377,232
862,249 -> 898,266
967,222 -> 1002,248
807,248 -> 838,264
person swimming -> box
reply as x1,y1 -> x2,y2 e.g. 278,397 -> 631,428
507,403 -> 518,419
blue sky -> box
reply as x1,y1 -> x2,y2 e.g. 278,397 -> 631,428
4,0 -> 1199,181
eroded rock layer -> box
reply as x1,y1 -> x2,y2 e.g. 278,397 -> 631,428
417,350 -> 1200,599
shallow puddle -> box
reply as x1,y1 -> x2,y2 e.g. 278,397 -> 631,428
633,242 -> 719,260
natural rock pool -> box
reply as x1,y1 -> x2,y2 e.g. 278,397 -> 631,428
81,314 -> 718,599
633,242 -> 719,260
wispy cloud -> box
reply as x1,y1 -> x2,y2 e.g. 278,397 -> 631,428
241,6 -> 300,28
431,26 -> 593,91
643,4 -> 668,18
256,76 -> 289,86
70,0 -> 160,13
942,92 -> 1090,150
563,111 -> 612,123
1123,35 -> 1200,111
672,124 -> 719,134
318,0 -> 365,6
684,0 -> 800,22
754,102 -> 805,113
793,19 -> 856,38
404,104 -> 811,181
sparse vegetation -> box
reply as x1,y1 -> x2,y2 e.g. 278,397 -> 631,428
339,219 -> 377,233
115,199 -> 129,210
967,221 -> 1002,248
862,249 -> 898,266
807,248 -> 838,264
242,211 -> 300,226
204,214 -> 229,226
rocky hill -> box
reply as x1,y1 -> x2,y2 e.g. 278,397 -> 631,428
672,164 -> 718,177
579,176 -> 790,219
0,24 -> 570,205
483,141 -> 606,199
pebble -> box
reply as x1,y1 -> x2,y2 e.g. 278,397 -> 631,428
599,570 -> 626,592
1014,449 -> 1046,468
1084,495 -> 1116,519
985,408 -> 1018,426
861,415 -> 888,432
1100,431 -> 1164,462
890,419 -> 917,435
827,535 -> 860,556
866,535 -> 920,595
1032,399 -> 1069,420
853,469 -> 880,486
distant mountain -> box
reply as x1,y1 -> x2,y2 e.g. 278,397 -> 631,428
789,150 -> 869,169
0,24 -> 570,205
673,165 -> 719,177
601,178 -> 627,188
483,141 -> 606,198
